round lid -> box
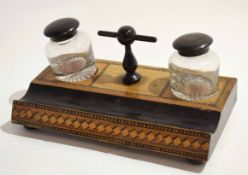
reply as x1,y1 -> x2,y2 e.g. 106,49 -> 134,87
44,18 -> 79,42
173,33 -> 213,57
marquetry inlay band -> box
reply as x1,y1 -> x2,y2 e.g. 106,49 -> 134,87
12,101 -> 210,160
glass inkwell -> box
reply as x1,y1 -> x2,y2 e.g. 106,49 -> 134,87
44,18 -> 96,82
169,33 -> 220,101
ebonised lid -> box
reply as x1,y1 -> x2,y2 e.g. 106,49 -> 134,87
173,33 -> 213,57
44,18 -> 79,42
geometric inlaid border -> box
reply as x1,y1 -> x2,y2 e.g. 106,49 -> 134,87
12,100 -> 210,161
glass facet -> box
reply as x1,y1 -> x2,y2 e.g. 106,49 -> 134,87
45,31 -> 96,82
169,50 -> 220,101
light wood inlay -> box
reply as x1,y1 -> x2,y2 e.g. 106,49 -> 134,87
33,59 -> 236,111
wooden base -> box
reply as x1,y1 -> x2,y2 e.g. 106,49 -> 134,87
11,59 -> 237,164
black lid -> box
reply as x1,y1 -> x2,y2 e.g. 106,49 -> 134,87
44,18 -> 79,42
173,33 -> 213,57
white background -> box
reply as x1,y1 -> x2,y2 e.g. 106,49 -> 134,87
0,0 -> 247,174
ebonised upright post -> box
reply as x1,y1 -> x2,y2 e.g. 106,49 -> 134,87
98,26 -> 157,85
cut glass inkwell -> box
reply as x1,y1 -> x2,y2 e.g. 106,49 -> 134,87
44,18 -> 96,82
169,33 -> 220,101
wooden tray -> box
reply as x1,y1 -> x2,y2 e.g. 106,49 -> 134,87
11,59 -> 237,164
